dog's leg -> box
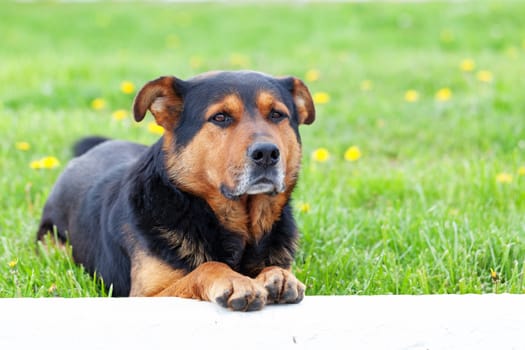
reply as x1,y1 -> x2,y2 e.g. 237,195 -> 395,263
255,266 -> 305,304
130,255 -> 267,311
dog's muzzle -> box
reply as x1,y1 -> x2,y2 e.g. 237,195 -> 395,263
245,142 -> 283,194
221,142 -> 285,200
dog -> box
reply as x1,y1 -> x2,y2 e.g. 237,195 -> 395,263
36,71 -> 315,311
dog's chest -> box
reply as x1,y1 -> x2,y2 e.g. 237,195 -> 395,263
157,226 -> 291,275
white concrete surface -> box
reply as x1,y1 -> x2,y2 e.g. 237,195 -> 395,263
0,295 -> 524,349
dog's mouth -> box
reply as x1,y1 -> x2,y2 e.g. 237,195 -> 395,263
220,170 -> 285,200
245,177 -> 280,195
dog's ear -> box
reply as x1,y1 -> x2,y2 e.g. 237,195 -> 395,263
133,76 -> 185,130
279,77 -> 315,125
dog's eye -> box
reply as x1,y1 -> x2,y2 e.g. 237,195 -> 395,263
269,110 -> 287,123
209,113 -> 233,126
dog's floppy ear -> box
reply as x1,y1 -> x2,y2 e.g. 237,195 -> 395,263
133,76 -> 185,130
279,77 -> 316,125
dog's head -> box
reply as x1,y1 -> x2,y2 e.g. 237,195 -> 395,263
133,71 -> 314,230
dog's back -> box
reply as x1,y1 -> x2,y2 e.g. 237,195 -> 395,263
36,139 -> 146,243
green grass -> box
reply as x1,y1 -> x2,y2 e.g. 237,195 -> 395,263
1,1 -> 524,297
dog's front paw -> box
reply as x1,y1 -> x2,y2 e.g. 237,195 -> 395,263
256,267 -> 305,304
209,276 -> 268,311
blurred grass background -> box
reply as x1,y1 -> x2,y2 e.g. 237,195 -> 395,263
0,0 -> 524,296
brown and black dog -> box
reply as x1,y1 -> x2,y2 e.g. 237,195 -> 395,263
36,71 -> 315,311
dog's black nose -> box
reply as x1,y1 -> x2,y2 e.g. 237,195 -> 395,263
248,142 -> 280,168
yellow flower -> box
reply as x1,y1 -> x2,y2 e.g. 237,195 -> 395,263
30,156 -> 60,170
305,69 -> 320,82
360,80 -> 372,91
147,122 -> 164,135
298,202 -> 311,213
517,166 -> 525,176
313,92 -> 330,104
440,29 -> 454,43
91,97 -> 106,110
8,259 -> 17,268
449,208 -> 460,216
435,88 -> 452,102
229,53 -> 250,68
404,89 -> 419,102
190,56 -> 204,69
476,70 -> 493,83
490,268 -> 499,282
30,160 -> 43,169
505,46 -> 518,59
120,81 -> 135,94
48,284 -> 57,294
16,141 -> 30,151
165,34 -> 180,49
496,172 -> 513,184
112,109 -> 129,121
344,146 -> 362,162
311,148 -> 330,163
459,58 -> 475,72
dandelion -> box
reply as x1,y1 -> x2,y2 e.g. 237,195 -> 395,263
120,81 -> 135,94
449,208 -> 460,216
344,146 -> 362,162
305,69 -> 320,82
360,80 -> 372,92
48,284 -> 57,294
112,109 -> 129,121
459,58 -> 475,72
298,202 -> 311,213
435,88 -> 452,102
16,141 -> 30,151
505,46 -> 518,59
496,172 -> 513,184
518,166 -> 525,176
313,92 -> 330,105
8,259 -> 17,268
476,70 -> 493,83
165,34 -> 180,49
30,156 -> 60,170
91,97 -> 106,110
490,268 -> 500,293
440,29 -> 454,43
311,148 -> 330,163
404,89 -> 419,102
190,56 -> 204,69
229,53 -> 250,68
490,268 -> 499,283
147,122 -> 164,135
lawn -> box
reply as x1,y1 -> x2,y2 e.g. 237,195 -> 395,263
1,1 -> 524,297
